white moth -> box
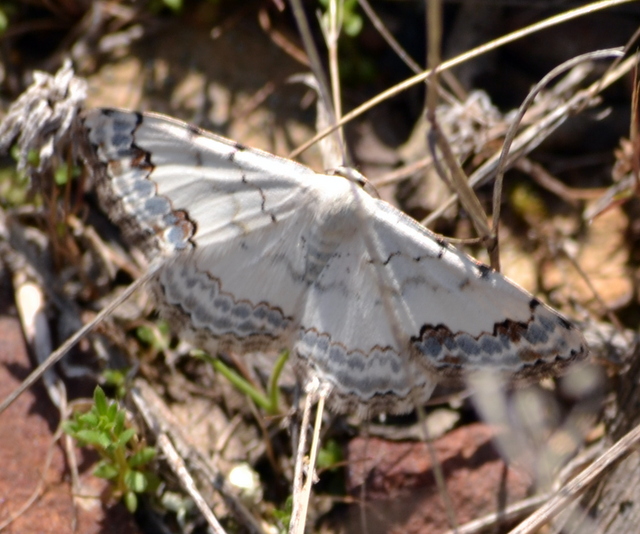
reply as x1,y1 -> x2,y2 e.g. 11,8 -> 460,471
81,108 -> 587,418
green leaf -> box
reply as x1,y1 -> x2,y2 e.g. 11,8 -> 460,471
124,490 -> 138,513
211,357 -> 272,412
267,349 -> 289,415
135,323 -> 170,351
26,149 -> 39,167
343,14 -> 362,37
143,471 -> 161,493
114,410 -> 126,435
272,495 -> 293,528
130,447 -> 156,468
62,420 -> 79,435
163,0 -> 183,11
117,428 -> 136,447
0,10 -> 8,37
78,412 -> 99,427
106,401 -> 118,421
102,369 -> 128,399
0,164 -> 28,206
54,163 -> 69,185
125,470 -> 148,493
135,325 -> 155,345
76,429 -> 111,448
317,439 -> 343,470
318,0 -> 362,37
94,461 -> 119,480
93,386 -> 108,415
103,369 -> 126,388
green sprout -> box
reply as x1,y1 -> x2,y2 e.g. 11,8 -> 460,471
102,368 -> 129,400
319,0 -> 363,37
194,349 -> 289,415
135,320 -> 171,352
63,386 -> 159,513
317,438 -> 343,471
271,495 -> 293,533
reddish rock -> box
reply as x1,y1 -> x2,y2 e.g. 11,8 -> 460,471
344,424 -> 533,534
0,316 -> 141,534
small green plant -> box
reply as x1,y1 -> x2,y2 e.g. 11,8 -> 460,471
102,368 -> 129,400
193,349 -> 289,415
271,495 -> 293,533
63,386 -> 159,512
0,9 -> 7,35
319,0 -> 363,37
135,320 -> 171,352
148,0 -> 183,13
317,438 -> 342,471
0,164 -> 27,207
0,1 -> 15,37
53,161 -> 81,186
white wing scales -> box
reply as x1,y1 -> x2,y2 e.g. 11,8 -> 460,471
292,193 -> 585,415
81,108 -> 588,417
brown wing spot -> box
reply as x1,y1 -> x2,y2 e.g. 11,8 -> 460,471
132,150 -> 152,169
517,348 -> 543,363
495,319 -> 527,343
440,354 -> 463,365
108,160 -> 122,175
